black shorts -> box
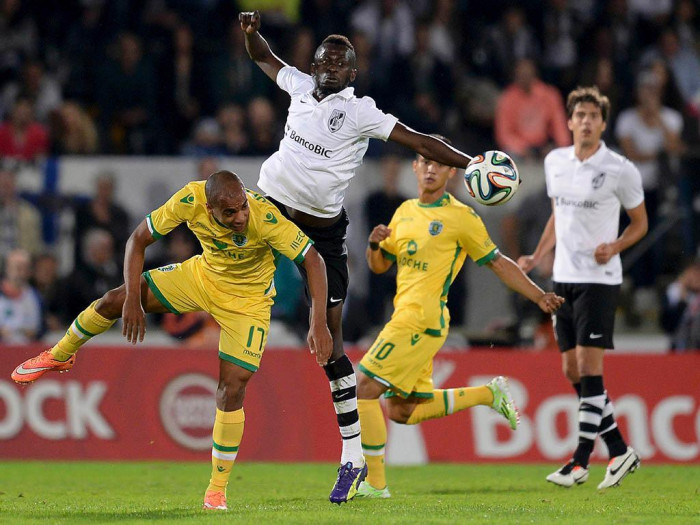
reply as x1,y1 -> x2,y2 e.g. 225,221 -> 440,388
552,282 -> 620,352
267,197 -> 349,309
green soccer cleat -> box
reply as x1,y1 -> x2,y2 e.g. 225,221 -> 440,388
355,481 -> 391,499
486,376 -> 519,430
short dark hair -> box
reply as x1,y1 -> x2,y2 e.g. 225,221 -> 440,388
566,86 -> 610,122
205,170 -> 243,205
317,34 -> 356,67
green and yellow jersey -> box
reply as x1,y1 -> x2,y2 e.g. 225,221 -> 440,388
379,193 -> 498,336
145,180 -> 313,297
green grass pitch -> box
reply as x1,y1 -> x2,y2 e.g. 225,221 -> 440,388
1,462 -> 698,524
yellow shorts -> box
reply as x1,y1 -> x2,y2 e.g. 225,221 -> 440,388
358,316 -> 446,398
144,256 -> 272,372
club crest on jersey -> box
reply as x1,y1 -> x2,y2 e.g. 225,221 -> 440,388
592,172 -> 606,189
429,221 -> 443,236
407,240 -> 418,255
232,233 -> 248,247
328,109 -> 346,133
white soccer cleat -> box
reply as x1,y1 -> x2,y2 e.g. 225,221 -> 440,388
597,446 -> 640,489
546,461 -> 589,487
486,376 -> 519,430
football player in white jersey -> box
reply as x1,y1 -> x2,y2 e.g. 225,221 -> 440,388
519,86 -> 648,490
239,10 -> 475,504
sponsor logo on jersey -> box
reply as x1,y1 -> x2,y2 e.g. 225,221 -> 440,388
285,125 -> 332,158
328,109 -> 346,132
555,196 -> 599,209
157,264 -> 177,272
232,233 -> 248,247
592,172 -> 606,189
263,212 -> 278,224
429,221 -> 443,236
407,240 -> 418,255
179,194 -> 195,204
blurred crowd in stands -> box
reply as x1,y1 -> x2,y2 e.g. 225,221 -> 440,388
1,0 -> 700,349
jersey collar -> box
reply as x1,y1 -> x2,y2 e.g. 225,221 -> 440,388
417,193 -> 450,208
569,140 -> 608,167
305,86 -> 355,104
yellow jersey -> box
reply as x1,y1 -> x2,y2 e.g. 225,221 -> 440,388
146,181 -> 313,297
379,193 -> 498,335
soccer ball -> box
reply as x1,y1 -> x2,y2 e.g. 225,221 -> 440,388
464,150 -> 520,206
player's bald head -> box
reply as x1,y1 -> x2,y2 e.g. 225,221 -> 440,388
205,170 -> 244,206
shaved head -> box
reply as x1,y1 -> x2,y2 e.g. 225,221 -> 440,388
205,170 -> 244,206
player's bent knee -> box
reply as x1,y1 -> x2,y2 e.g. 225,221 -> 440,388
216,381 -> 247,411
386,403 -> 413,424
95,287 -> 126,319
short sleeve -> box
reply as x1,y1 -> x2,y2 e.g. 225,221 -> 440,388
276,66 -> 315,97
356,96 -> 399,141
459,209 -> 499,266
615,160 -> 645,210
146,185 -> 195,240
259,205 -> 314,264
543,151 -> 555,198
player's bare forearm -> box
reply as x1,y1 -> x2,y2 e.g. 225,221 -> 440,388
389,122 -> 471,169
239,11 -> 286,81
488,252 -> 546,304
596,202 -> 648,264
301,247 -> 332,365
519,211 -> 555,273
123,221 -> 156,300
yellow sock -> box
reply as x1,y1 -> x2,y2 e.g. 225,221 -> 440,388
207,408 -> 244,494
51,301 -> 116,361
406,387 -> 493,425
357,399 -> 387,490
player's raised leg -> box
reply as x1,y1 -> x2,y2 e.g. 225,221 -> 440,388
11,278 -> 168,384
203,359 -> 253,511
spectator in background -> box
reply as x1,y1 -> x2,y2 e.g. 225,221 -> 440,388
673,0 -> 700,55
30,252 -> 62,334
96,32 -> 159,154
51,101 -> 98,155
74,172 -> 131,270
642,29 -> 700,113
217,104 -> 249,155
289,26 -> 315,73
246,96 -> 279,156
615,70 -> 684,307
647,57 -> 686,114
476,6 -> 539,87
0,97 -> 49,161
301,0 -> 353,43
58,228 -> 121,324
0,166 -> 43,259
494,58 -> 570,160
0,0 -> 38,84
541,0 -> 580,93
157,23 -> 206,154
363,154 -> 407,326
0,60 -> 62,123
661,259 -> 700,351
0,249 -> 41,343
181,117 -> 226,157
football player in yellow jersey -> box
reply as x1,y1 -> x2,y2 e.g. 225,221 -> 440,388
11,171 -> 332,511
355,139 -> 564,498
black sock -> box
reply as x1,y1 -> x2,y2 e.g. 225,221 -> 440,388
573,375 -> 605,468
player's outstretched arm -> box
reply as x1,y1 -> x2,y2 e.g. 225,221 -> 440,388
487,252 -> 564,314
301,246 -> 333,366
122,220 -> 158,344
518,208 -> 556,273
388,122 -> 472,169
239,10 -> 287,82
366,224 -> 393,274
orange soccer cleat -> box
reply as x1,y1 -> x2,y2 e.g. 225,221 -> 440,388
11,351 -> 76,384
202,490 -> 227,510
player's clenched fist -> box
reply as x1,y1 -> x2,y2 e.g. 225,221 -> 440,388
239,10 -> 261,33
369,224 -> 392,244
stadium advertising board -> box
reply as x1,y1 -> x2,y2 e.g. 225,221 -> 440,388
1,346 -> 698,463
